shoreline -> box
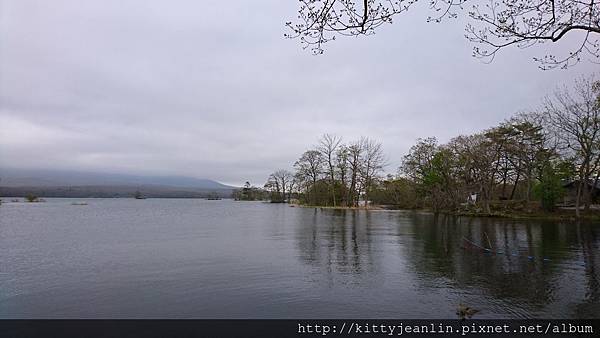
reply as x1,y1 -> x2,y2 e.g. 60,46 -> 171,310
291,204 -> 386,210
291,204 -> 600,221
450,210 -> 600,221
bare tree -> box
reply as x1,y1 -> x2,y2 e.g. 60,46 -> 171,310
346,138 -> 366,207
360,137 -> 386,208
335,144 -> 350,206
318,134 -> 342,207
265,169 -> 295,203
286,0 -> 411,54
294,150 -> 325,205
466,0 -> 600,69
264,174 -> 282,201
286,0 -> 600,69
542,75 -> 600,217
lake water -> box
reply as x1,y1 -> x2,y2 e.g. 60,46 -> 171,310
1,198 -> 599,318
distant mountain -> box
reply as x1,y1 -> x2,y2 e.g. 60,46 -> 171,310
0,168 -> 235,189
0,168 -> 237,198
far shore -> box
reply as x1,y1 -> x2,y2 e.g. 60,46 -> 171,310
4,196 -> 600,221
291,203 -> 600,221
290,204 -> 391,211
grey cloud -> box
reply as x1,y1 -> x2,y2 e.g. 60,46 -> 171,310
0,0 -> 596,185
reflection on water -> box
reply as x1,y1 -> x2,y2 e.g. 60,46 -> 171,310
291,209 -> 599,318
0,199 -> 598,318
407,214 -> 599,318
295,210 -> 375,280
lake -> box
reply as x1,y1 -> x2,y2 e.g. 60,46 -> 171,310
0,198 -> 598,318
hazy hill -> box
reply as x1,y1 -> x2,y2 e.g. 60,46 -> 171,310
0,168 -> 237,198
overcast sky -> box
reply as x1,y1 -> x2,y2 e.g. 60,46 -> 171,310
0,0 -> 597,186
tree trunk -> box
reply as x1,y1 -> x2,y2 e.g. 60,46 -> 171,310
282,186 -> 287,203
483,189 -> 491,214
576,180 -> 583,218
329,169 -> 336,207
364,176 -> 370,209
325,156 -> 335,207
584,186 -> 591,212
510,171 -> 521,200
591,171 -> 600,208
312,178 -> 317,205
501,170 -> 508,199
525,167 -> 533,202
349,173 -> 357,207
339,175 -> 346,207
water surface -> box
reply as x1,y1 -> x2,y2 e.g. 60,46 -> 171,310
1,198 -> 598,318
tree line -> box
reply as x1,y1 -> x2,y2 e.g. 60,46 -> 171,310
264,135 -> 386,207
262,75 -> 599,216
233,181 -> 270,201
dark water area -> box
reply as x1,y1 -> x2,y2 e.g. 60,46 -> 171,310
0,199 -> 598,318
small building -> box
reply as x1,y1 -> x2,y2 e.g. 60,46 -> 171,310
562,180 -> 600,206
